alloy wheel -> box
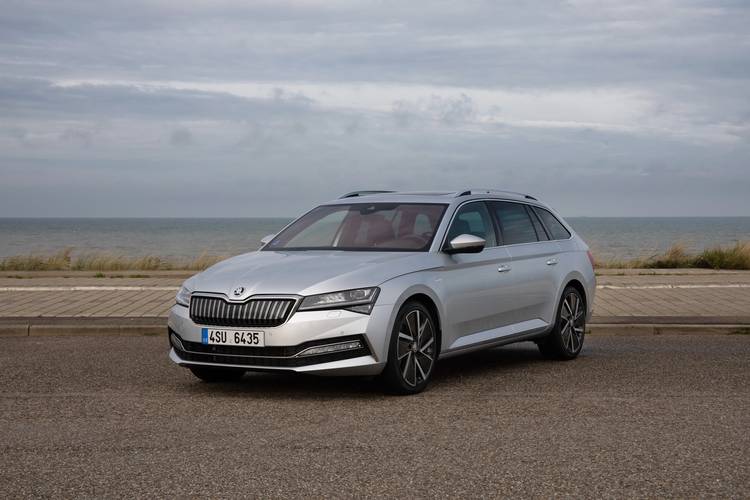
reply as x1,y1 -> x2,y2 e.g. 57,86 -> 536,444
559,291 -> 585,354
396,309 -> 436,387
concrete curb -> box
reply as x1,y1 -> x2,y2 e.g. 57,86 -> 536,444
591,315 -> 750,325
27,324 -> 165,337
588,324 -> 750,336
1,317 -> 749,337
0,317 -> 164,337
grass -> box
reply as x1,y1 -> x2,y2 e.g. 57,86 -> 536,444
0,248 -> 227,272
596,242 -> 750,270
2,242 -> 749,271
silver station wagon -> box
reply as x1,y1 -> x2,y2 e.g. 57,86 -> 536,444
168,189 -> 596,394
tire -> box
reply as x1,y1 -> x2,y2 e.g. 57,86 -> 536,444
538,286 -> 586,360
189,366 -> 246,383
380,301 -> 438,395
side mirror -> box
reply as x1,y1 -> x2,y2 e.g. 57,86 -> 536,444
444,234 -> 486,254
260,234 -> 275,247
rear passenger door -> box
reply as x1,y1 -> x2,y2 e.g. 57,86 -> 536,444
489,201 -> 560,327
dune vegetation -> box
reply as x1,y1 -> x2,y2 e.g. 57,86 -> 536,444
0,248 -> 226,272
596,242 -> 750,270
1,242 -> 749,272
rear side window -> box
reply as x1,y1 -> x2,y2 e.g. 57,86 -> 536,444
491,202 -> 538,245
533,207 -> 571,240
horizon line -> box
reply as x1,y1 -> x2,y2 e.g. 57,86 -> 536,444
2,215 -> 750,220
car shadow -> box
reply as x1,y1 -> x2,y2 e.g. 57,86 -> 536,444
432,342 -> 546,382
175,342 -> 547,399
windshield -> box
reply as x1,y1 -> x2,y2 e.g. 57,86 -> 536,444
264,203 -> 447,251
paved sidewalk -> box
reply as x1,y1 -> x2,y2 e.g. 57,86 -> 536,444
1,269 -> 749,335
594,270 -> 750,323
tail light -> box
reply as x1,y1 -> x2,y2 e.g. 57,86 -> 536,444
586,250 -> 596,269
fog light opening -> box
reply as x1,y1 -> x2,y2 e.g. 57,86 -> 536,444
170,332 -> 185,351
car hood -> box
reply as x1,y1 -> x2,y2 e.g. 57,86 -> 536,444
186,250 -> 438,298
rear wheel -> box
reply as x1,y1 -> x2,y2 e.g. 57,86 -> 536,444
189,366 -> 246,383
538,286 -> 586,360
381,301 -> 438,395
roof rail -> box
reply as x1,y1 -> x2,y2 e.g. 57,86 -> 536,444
339,190 -> 395,199
456,189 -> 537,201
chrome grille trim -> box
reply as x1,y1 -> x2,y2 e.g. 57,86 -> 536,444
189,295 -> 298,328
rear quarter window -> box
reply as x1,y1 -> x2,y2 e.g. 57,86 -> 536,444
533,207 -> 571,240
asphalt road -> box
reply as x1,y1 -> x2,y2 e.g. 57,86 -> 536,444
1,335 -> 748,499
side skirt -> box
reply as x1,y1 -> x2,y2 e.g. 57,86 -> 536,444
438,322 -> 551,360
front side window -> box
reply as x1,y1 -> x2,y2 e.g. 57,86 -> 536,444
533,207 -> 571,240
444,202 -> 497,247
491,201 -> 539,245
265,203 -> 447,251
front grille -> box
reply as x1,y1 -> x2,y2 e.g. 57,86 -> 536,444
189,295 -> 296,327
169,329 -> 370,368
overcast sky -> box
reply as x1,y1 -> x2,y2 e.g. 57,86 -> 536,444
1,0 -> 748,217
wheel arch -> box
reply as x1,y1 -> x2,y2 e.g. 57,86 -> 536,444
549,269 -> 592,326
564,278 -> 588,310
381,282 -> 445,357
402,292 -> 442,353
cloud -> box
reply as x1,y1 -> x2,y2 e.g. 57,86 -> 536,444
2,126 -> 27,142
60,127 -> 94,147
391,93 -> 476,127
169,128 -> 193,147
0,77 -> 315,120
0,0 -> 748,216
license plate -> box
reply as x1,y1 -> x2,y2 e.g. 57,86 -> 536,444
201,328 -> 265,347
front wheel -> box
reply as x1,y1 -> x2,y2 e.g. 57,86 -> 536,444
538,286 -> 586,360
189,366 -> 246,383
380,301 -> 438,395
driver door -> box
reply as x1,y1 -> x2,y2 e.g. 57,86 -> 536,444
439,201 -> 513,351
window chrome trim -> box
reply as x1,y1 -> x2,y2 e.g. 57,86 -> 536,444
438,198 -> 573,252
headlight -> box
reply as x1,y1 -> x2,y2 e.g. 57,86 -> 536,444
175,285 -> 192,307
298,287 -> 379,314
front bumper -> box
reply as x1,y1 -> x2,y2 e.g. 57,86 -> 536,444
167,303 -> 393,376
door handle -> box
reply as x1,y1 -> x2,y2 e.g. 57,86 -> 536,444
546,258 -> 558,266
498,264 -> 511,273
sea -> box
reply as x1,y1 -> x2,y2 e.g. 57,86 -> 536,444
0,217 -> 749,261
